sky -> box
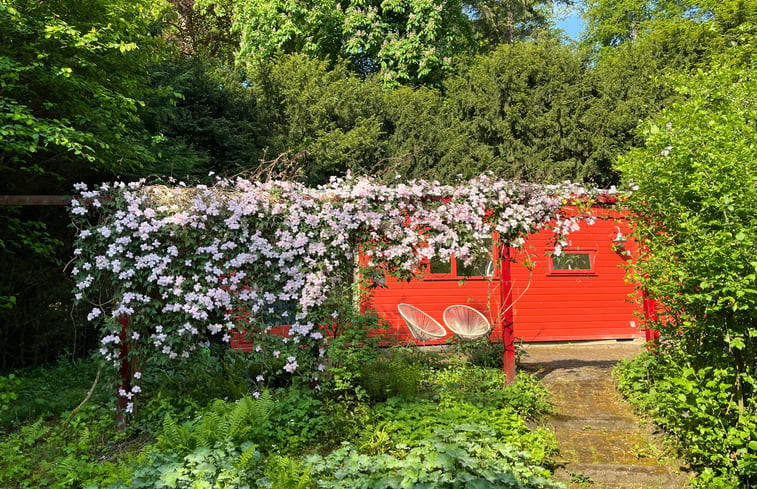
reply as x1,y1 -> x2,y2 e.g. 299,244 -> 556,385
555,5 -> 585,41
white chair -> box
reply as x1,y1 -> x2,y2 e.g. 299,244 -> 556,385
397,303 -> 447,343
443,305 -> 491,341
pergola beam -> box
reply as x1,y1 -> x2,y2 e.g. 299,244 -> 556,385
0,195 -> 70,206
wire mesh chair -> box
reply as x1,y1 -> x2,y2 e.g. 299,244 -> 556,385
397,303 -> 447,344
443,305 -> 491,341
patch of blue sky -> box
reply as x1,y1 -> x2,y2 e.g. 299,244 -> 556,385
554,4 -> 584,41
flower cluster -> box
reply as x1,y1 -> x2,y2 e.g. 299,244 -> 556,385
69,174 -> 597,408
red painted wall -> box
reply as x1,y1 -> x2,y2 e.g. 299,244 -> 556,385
364,207 -> 643,344
509,207 -> 641,341
231,206 -> 643,351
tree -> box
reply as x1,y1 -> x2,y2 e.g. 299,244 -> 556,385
582,0 -> 712,47
0,0 -> 167,189
465,0 -> 557,48
246,54 -> 492,185
137,57 -> 270,182
578,0 -> 741,185
616,29 -> 756,480
162,0 -> 238,61
0,0 -> 170,369
618,42 -> 756,425
445,37 -> 623,185
197,0 -> 477,87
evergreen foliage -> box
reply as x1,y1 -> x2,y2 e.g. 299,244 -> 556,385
615,3 -> 757,484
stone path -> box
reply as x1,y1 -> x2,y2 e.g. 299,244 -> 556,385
519,340 -> 691,489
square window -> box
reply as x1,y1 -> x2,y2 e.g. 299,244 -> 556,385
548,249 -> 597,275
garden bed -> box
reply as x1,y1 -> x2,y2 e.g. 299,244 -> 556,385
0,344 -> 564,489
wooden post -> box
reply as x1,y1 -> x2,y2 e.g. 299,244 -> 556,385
499,241 -> 516,384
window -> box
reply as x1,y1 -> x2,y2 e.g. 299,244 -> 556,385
458,252 -> 494,278
427,240 -> 494,279
429,256 -> 453,275
548,249 -> 597,275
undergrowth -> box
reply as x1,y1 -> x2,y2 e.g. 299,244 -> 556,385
1,348 -> 561,489
615,349 -> 757,488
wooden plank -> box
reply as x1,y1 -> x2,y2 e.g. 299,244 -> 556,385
0,195 -> 71,206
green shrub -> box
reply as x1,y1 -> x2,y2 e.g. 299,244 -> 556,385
154,387 -> 336,456
323,308 -> 387,401
616,45 -> 757,488
616,350 -> 757,487
307,425 -> 561,489
157,393 -> 274,454
0,405 -> 132,489
0,373 -> 20,422
0,356 -> 106,428
260,455 -> 314,489
142,349 -> 265,411
110,442 -> 263,489
367,398 -> 556,463
456,336 -> 505,369
358,352 -> 421,402
266,385 -> 332,453
429,362 -> 551,419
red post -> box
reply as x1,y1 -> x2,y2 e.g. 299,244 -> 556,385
642,290 -> 660,352
116,316 -> 130,431
499,242 -> 516,384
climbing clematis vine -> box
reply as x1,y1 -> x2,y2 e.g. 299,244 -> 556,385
69,174 -> 600,410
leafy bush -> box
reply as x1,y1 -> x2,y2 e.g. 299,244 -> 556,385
429,362 -> 551,419
616,350 -> 757,487
157,394 -> 273,454
139,349 -> 264,420
0,406 -> 131,489
266,385 -> 332,454
154,387 -> 335,456
616,38 -> 757,488
307,425 -> 561,489
367,398 -> 556,463
0,373 -> 20,421
358,351 -> 422,402
323,306 -> 388,401
460,337 -> 506,369
110,442 -> 263,489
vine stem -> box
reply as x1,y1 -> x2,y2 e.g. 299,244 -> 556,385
62,361 -> 102,430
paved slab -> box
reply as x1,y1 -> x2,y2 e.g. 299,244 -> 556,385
519,340 -> 691,489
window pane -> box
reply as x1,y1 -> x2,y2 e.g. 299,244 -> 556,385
429,257 -> 452,274
552,253 -> 592,270
458,256 -> 494,277
458,239 -> 493,277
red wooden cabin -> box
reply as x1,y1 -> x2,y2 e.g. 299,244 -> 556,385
231,206 -> 644,352
363,206 -> 644,345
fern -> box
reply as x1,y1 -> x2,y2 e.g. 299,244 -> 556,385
224,396 -> 252,442
247,390 -> 274,441
21,418 -> 51,446
265,455 -> 313,489
196,408 -> 222,448
55,454 -> 80,486
158,393 -> 276,455
235,442 -> 261,470
158,413 -> 191,452
250,390 -> 273,421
